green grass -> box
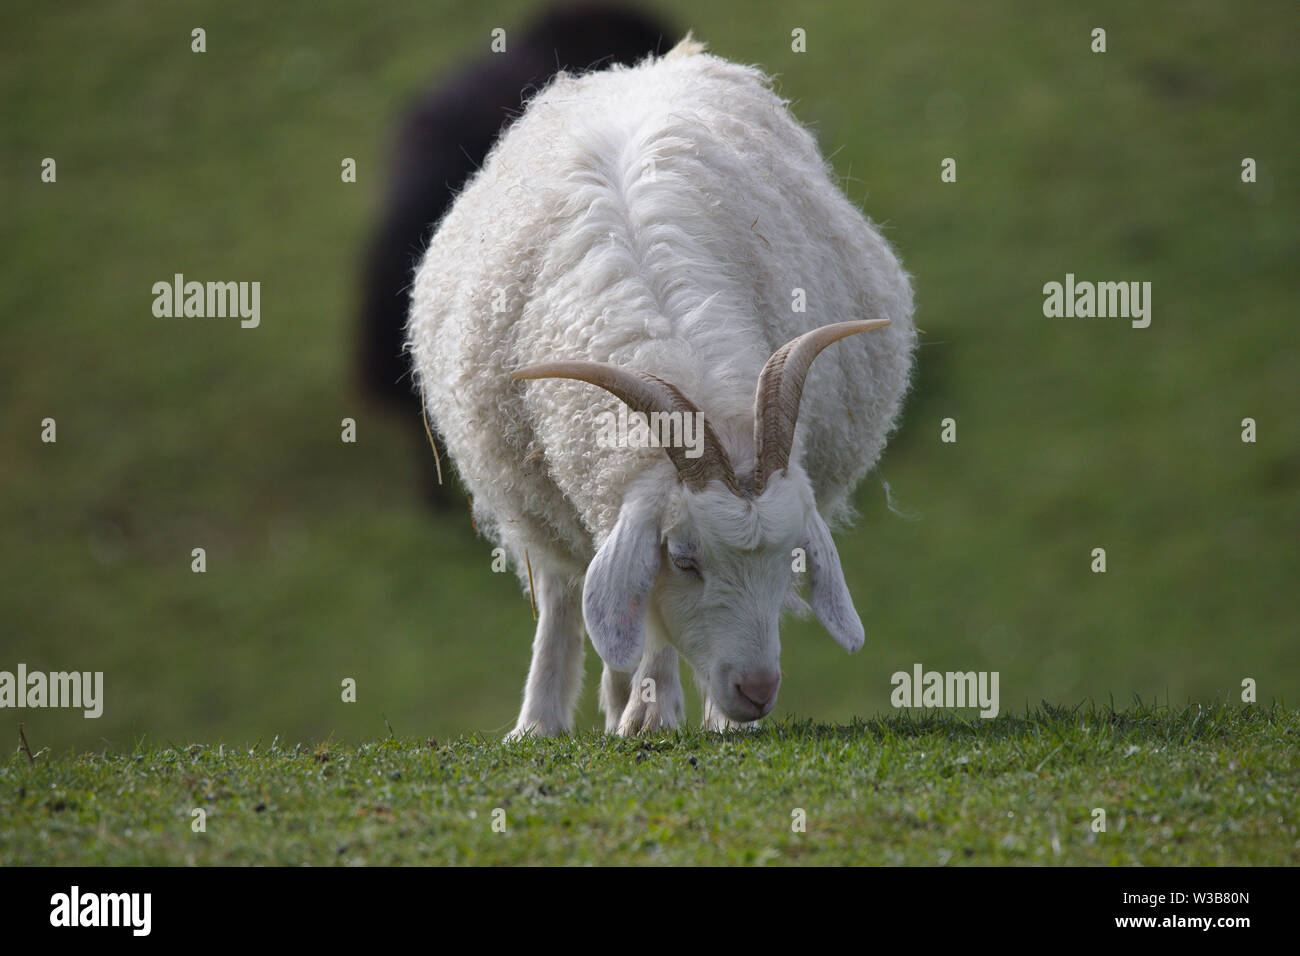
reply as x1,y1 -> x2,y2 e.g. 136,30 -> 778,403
3,703 -> 1296,865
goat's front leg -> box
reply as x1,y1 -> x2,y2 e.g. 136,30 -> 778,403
615,611 -> 684,735
505,572 -> 585,740
599,666 -> 633,733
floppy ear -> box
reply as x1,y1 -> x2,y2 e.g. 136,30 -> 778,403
804,510 -> 865,652
583,499 -> 661,672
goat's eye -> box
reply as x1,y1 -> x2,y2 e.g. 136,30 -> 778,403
670,554 -> 700,576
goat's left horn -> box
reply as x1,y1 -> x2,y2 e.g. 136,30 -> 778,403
512,360 -> 741,495
751,319 -> 891,495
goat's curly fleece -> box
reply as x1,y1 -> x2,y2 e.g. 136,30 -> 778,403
407,38 -> 916,586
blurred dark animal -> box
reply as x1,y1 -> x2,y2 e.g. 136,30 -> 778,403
357,3 -> 677,505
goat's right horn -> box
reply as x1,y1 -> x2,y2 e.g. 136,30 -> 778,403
751,319 -> 891,494
512,361 -> 741,495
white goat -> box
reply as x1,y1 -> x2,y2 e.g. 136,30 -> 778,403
407,37 -> 916,738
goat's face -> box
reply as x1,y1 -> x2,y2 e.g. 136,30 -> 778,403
658,469 -> 862,721
514,319 -> 886,725
582,467 -> 865,724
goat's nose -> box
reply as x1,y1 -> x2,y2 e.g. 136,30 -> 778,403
736,671 -> 781,715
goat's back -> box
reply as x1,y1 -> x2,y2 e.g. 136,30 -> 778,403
408,40 -> 915,567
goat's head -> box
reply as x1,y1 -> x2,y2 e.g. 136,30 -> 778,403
513,320 -> 887,723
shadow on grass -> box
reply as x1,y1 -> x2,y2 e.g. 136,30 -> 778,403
526,698 -> 1290,757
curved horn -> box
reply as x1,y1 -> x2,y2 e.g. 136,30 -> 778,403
752,319 -> 891,494
512,361 -> 741,494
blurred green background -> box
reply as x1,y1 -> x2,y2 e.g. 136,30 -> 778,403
2,0 -> 1295,752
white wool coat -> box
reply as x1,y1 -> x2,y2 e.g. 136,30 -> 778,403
408,39 -> 915,582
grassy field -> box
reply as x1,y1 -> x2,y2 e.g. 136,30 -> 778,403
3,703 -> 1295,865
0,1 -> 1296,865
